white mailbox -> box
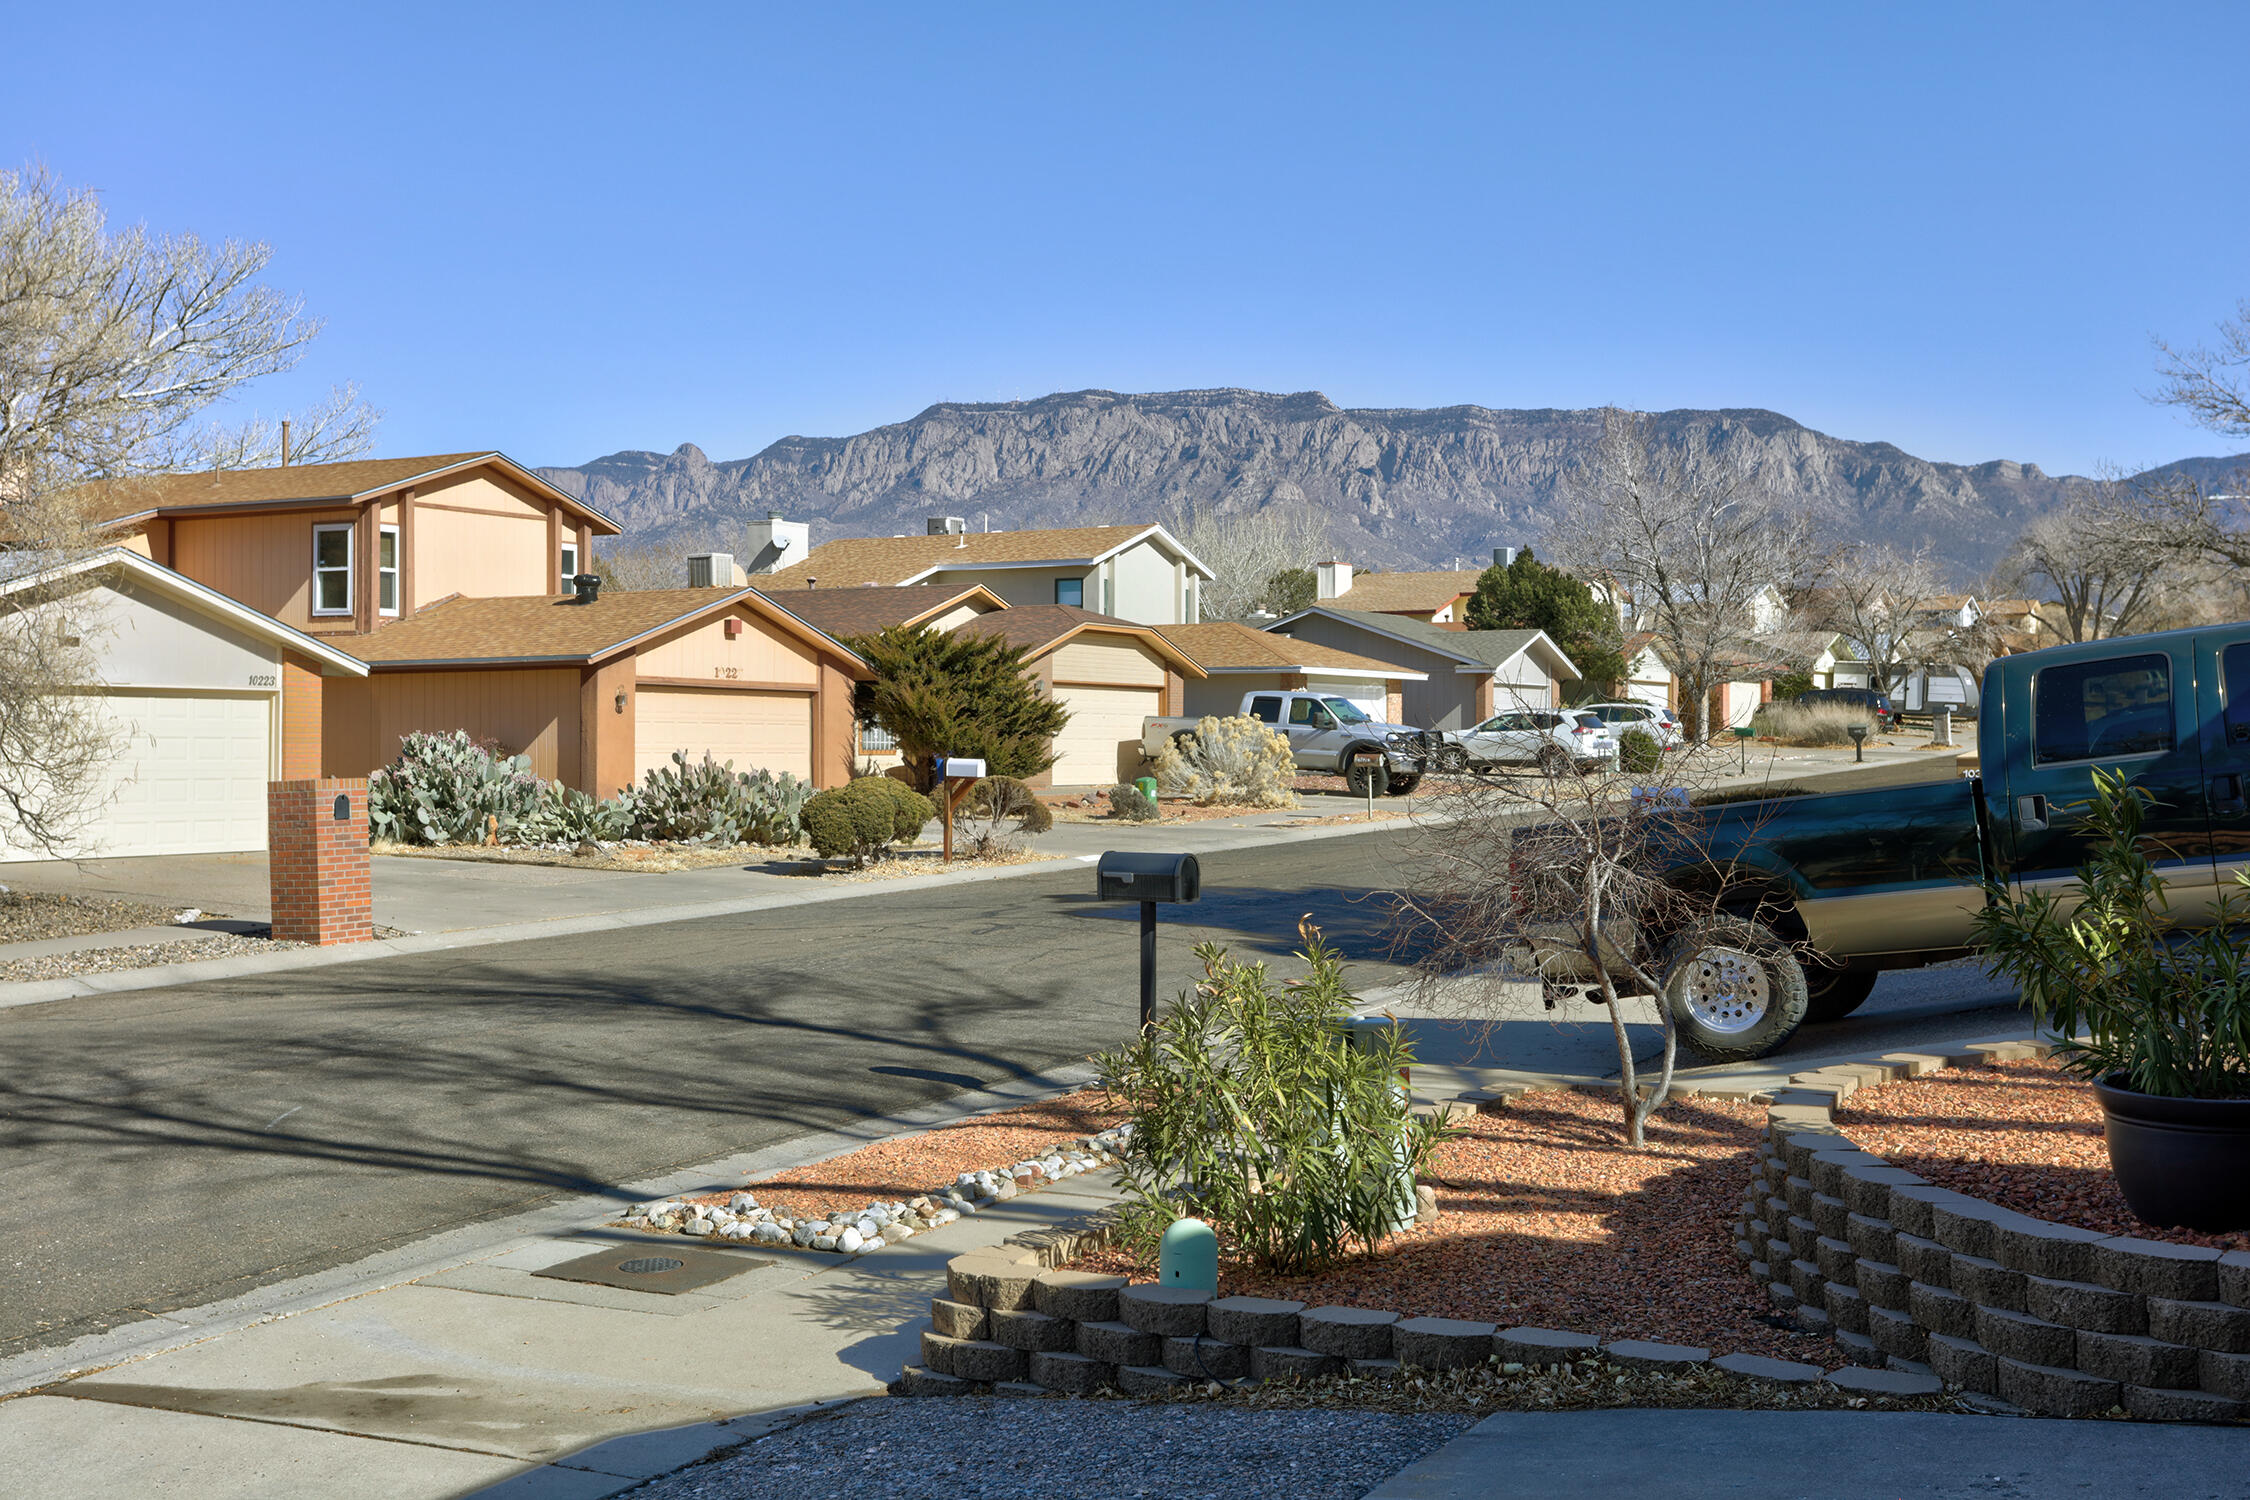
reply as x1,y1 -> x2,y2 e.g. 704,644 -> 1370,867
938,757 -> 987,779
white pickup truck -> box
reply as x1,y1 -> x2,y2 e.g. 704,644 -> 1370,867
1142,689 -> 1428,796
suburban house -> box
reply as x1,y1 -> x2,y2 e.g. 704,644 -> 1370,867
1153,622 -> 1425,722
73,453 -> 874,815
1618,632 -> 1677,712
951,605 -> 1204,787
758,520 -> 1215,626
1264,608 -> 1580,730
0,548 -> 368,860
1311,560 -> 1489,626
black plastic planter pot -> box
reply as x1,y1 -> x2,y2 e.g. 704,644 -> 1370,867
2094,1076 -> 2250,1233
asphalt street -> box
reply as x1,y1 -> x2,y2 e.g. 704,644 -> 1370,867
0,827 -> 2025,1361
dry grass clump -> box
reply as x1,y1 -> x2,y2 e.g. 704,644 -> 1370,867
1753,701 -> 1874,747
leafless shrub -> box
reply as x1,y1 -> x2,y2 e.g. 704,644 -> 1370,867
1750,701 -> 1871,747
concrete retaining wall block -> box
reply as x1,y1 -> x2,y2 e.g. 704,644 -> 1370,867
2022,1275 -> 2147,1335
2147,1297 -> 2250,1354
1996,1356 -> 2121,1417
1076,1319 -> 1161,1366
1496,1327 -> 1599,1366
1393,1317 -> 1500,1370
1032,1270 -> 1128,1322
1925,1332 -> 1997,1393
929,1298 -> 988,1341
1972,1305 -> 2075,1368
1251,1345 -> 1342,1380
1206,1296 -> 1306,1348
1117,1285 -> 1211,1337
988,1308 -> 1076,1352
2074,1330 -> 2201,1389
1163,1334 -> 1249,1379
1029,1350 -> 1115,1393
1299,1306 -> 1399,1359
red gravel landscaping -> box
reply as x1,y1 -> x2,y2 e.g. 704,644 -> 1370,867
686,1089 -> 1129,1223
1064,1087 -> 1833,1366
1841,1057 -> 2250,1254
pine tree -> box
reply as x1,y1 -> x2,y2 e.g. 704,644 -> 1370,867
1465,548 -> 1629,696
848,626 -> 1072,791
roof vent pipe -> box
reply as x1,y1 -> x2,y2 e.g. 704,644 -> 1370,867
280,420 -> 291,466
572,573 -> 601,604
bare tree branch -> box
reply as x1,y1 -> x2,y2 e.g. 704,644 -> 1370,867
2153,299 -> 2250,440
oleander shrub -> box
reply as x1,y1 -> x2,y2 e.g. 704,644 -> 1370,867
1107,782 -> 1158,822
1152,715 -> 1298,808
1099,921 -> 1461,1274
1617,726 -> 1662,774
369,730 -> 543,845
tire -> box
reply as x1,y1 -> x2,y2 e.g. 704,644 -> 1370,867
1344,760 -> 1388,797
1535,744 -> 1568,776
1434,744 -> 1469,773
1384,774 -> 1420,796
1661,917 -> 1810,1062
1803,964 -> 1878,1023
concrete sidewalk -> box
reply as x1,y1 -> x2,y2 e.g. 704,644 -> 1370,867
1365,1407 -> 2250,1497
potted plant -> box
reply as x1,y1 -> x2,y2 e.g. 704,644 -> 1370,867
1975,769 -> 2250,1231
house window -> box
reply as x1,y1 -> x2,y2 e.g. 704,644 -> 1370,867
312,524 -> 353,615
1055,578 -> 1083,608
1102,575 -> 1115,614
378,525 -> 400,616
559,541 -> 580,592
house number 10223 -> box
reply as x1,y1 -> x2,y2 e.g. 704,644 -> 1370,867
712,667 -> 739,679
247,674 -> 277,687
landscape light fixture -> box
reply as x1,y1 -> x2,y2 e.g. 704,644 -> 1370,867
1847,723 -> 1868,763
1095,851 -> 1202,1031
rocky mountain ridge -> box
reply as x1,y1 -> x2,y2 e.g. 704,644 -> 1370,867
535,389 -> 2244,580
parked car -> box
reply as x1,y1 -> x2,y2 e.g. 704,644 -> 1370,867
1523,624 -> 2250,1061
1577,700 -> 1684,749
1142,689 -> 1426,796
1794,686 -> 1896,729
1430,709 -> 1619,773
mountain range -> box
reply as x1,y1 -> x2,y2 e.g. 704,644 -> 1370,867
534,389 -> 2246,582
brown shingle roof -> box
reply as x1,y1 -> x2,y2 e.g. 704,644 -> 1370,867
1154,622 -> 1420,678
760,524 -> 1202,588
1333,570 -> 1482,614
954,605 -> 1205,676
78,452 -> 619,531
343,587 -> 864,670
755,583 -> 1002,639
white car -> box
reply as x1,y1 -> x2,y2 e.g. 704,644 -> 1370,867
1431,709 -> 1619,773
1577,700 -> 1684,749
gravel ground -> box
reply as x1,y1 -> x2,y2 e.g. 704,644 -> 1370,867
0,890 -> 189,943
632,1398 -> 1475,1500
677,1089 -> 1130,1223
0,931 -> 304,983
374,840 -> 798,873
1068,1087 -> 1832,1365
1842,1057 -> 2250,1252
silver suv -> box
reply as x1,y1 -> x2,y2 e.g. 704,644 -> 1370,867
1432,709 -> 1619,773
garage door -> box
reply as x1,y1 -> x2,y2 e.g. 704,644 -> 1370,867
1050,684 -> 1163,786
0,691 -> 275,861
635,686 -> 812,781
1322,679 -> 1389,721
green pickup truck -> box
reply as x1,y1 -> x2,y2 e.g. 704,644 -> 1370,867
1618,624 -> 2250,1060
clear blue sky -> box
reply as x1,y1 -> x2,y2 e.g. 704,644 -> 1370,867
7,2 -> 2244,476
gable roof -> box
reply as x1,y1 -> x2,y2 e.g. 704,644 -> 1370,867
342,586 -> 867,674
1270,607 -> 1582,681
1330,569 -> 1483,615
755,582 -> 1004,639
1153,622 -> 1426,680
0,547 -> 368,676
953,604 -> 1205,677
759,524 -> 1213,589
79,452 -> 621,534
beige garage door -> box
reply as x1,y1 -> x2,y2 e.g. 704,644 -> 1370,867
1050,684 -> 1163,787
0,690 -> 274,861
635,686 -> 812,781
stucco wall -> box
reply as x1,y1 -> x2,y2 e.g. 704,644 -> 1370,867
1276,617 -> 1481,730
1106,540 -> 1179,625
634,606 -> 820,687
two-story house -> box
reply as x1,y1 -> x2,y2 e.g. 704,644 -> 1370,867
757,519 -> 1214,626
1311,560 -> 1488,626
84,453 -> 870,813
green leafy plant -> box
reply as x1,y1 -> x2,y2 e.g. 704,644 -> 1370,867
1152,715 -> 1298,808
803,777 -> 933,863
854,775 -> 934,843
1098,921 -> 1461,1274
1975,769 -> 2250,1099
1107,782 -> 1158,822
520,783 -> 634,843
846,624 -> 1071,791
368,730 -> 543,845
627,750 -> 811,845
1465,547 -> 1628,695
1617,725 -> 1662,774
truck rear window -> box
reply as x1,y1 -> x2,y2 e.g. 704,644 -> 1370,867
2033,653 -> 2174,764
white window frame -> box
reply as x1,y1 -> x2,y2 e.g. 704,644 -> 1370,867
559,540 -> 580,592
378,524 -> 401,617
312,523 -> 354,616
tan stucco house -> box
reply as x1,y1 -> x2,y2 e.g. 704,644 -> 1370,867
1266,608 -> 1581,731
1154,622 -> 1425,722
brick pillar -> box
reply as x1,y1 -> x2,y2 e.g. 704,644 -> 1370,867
268,778 -> 372,946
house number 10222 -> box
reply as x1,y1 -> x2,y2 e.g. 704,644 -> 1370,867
712,667 -> 739,680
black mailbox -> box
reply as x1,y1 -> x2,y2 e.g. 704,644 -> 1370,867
1096,851 -> 1200,904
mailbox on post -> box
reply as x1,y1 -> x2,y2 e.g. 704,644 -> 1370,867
1095,851 -> 1202,1031
935,756 -> 988,863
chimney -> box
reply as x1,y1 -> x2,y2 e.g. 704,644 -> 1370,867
572,573 -> 601,604
279,420 -> 291,466
688,552 -> 746,588
742,513 -> 808,574
927,516 -> 967,536
1315,561 -> 1352,601
1493,547 -> 1520,569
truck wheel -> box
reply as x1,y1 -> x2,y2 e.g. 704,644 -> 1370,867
1385,774 -> 1420,795
1661,917 -> 1809,1062
1344,761 -> 1387,797
1803,965 -> 1878,1023
1434,744 -> 1469,773
1536,744 -> 1568,775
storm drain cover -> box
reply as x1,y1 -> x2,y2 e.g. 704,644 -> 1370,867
533,1244 -> 772,1295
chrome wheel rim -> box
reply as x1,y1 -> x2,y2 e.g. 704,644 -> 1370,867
1677,946 -> 1770,1034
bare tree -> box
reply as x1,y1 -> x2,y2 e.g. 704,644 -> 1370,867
2003,476 -> 2178,643
591,541 -> 691,592
1170,502 -> 1327,621
1546,408 -> 1821,738
1804,543 -> 1954,694
2154,299 -> 2250,439
0,166 -> 374,852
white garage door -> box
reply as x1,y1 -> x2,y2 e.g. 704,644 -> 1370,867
1051,684 -> 1163,786
635,686 -> 813,781
1321,679 -> 1389,721
0,691 -> 276,861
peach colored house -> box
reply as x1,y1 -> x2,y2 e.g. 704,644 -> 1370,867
950,605 -> 1204,788
87,453 -> 869,794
